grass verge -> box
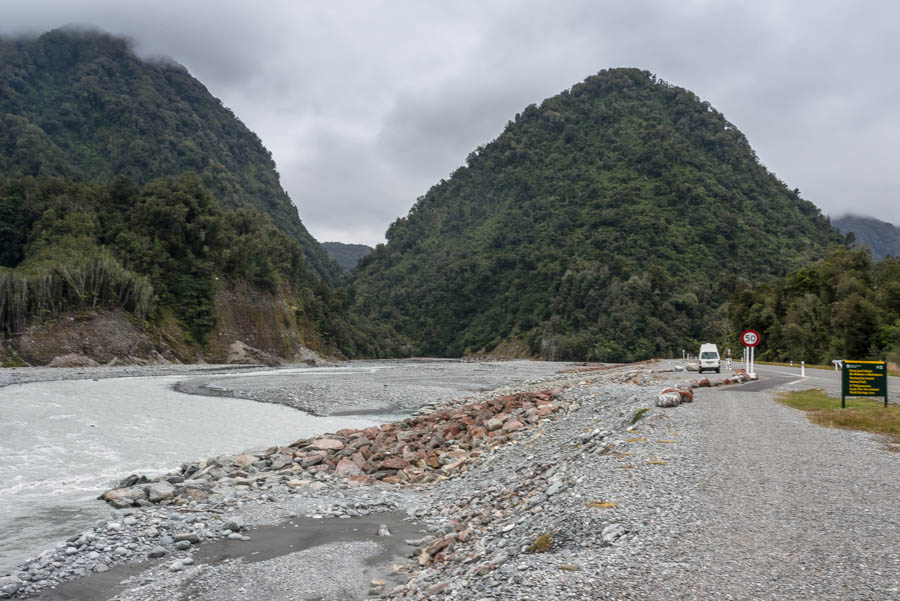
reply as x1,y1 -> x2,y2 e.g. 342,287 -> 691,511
777,389 -> 900,448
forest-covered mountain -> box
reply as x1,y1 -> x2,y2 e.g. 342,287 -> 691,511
352,68 -> 845,361
833,214 -> 900,261
0,29 -> 406,364
722,248 -> 900,365
322,242 -> 374,272
0,27 -> 342,284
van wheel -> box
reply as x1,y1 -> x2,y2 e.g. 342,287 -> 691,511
716,368 -> 720,373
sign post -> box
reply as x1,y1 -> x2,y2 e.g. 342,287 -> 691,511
841,360 -> 888,409
741,329 -> 760,376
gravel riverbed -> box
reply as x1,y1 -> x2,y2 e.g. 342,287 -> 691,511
3,360 -> 898,600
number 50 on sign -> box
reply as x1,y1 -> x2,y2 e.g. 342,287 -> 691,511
741,329 -> 760,347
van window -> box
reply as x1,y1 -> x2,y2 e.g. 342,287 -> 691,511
700,352 -> 718,359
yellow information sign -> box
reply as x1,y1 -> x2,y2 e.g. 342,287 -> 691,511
842,360 -> 888,408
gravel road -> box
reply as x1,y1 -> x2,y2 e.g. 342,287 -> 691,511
589,381 -> 900,600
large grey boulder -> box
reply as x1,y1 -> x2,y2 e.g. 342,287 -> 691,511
656,392 -> 682,408
148,482 -> 175,502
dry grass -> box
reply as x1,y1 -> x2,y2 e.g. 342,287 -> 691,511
777,389 -> 900,447
586,500 -> 617,509
528,533 -> 554,553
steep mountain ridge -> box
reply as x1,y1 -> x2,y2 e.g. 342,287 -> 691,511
352,68 -> 845,361
0,28 -> 342,284
0,29 -> 410,364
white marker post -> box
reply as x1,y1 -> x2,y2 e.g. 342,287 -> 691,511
801,361 -> 805,377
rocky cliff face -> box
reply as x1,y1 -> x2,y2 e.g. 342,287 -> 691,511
207,283 -> 329,365
2,285 -> 330,367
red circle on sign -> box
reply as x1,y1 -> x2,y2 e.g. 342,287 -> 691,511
741,329 -> 760,347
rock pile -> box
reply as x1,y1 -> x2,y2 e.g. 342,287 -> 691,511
100,390 -> 565,509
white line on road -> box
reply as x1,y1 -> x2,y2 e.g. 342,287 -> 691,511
765,369 -> 807,377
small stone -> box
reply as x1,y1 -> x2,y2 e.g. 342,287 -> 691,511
148,546 -> 168,559
427,581 -> 450,595
602,523 -> 627,544
174,540 -> 192,551
173,532 -> 200,544
377,524 -> 391,537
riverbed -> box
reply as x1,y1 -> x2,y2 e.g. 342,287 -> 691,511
0,360 -> 568,577
0,373 -> 391,574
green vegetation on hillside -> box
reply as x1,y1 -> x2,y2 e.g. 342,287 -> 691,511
0,28 -> 343,284
352,68 -> 844,361
0,175 -> 399,357
721,248 -> 900,365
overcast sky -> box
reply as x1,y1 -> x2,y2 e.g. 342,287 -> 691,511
3,1 -> 899,245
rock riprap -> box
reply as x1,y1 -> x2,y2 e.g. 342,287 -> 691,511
99,390 -> 565,508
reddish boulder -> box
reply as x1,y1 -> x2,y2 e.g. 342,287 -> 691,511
502,419 -> 524,432
379,457 -> 410,470
335,458 -> 362,476
310,438 -> 344,451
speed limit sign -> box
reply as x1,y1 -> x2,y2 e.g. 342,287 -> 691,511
741,329 -> 760,347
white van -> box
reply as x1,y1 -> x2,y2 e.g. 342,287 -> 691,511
698,343 -> 720,373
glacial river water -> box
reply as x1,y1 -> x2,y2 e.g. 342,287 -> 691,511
0,369 -> 392,575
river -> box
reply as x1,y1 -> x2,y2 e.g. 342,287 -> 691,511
0,369 -> 392,575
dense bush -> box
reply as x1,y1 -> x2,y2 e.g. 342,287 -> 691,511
721,248 -> 900,364
0,175 -> 403,355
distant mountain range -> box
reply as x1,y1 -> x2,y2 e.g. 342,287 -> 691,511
832,214 -> 900,260
321,242 -> 374,272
